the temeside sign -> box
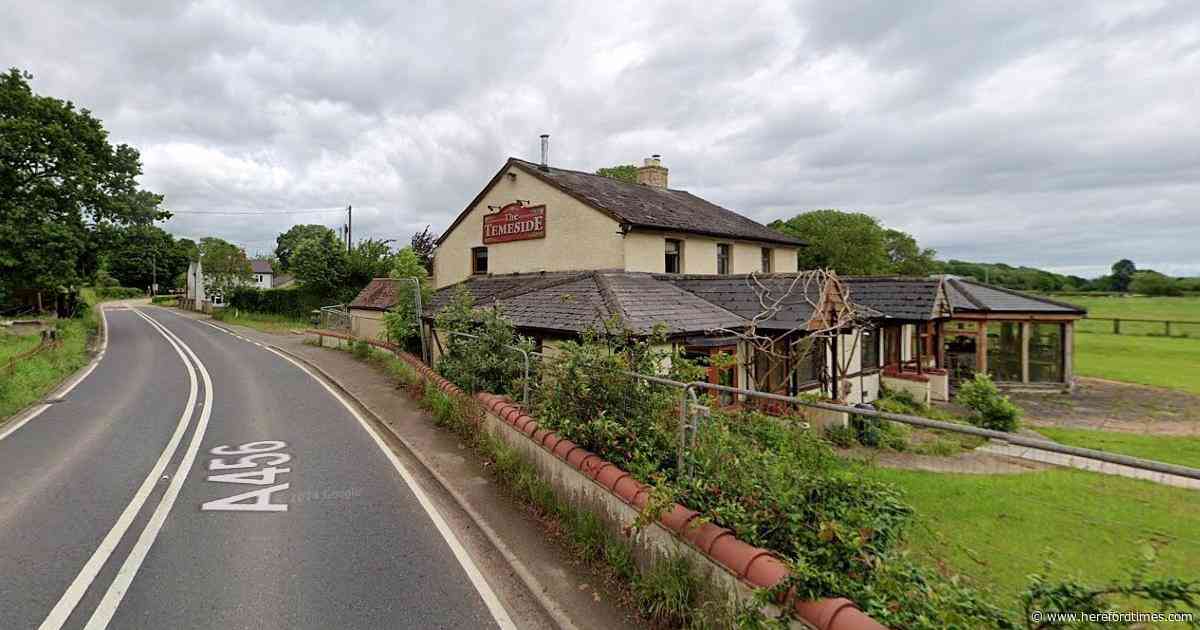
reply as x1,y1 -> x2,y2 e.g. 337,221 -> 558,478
483,203 -> 546,244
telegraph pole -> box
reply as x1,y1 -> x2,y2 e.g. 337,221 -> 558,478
347,204 -> 353,253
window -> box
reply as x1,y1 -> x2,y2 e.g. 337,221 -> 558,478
471,247 -> 488,274
665,239 -> 682,273
761,247 -> 772,273
717,243 -> 731,275
861,328 -> 879,369
986,322 -> 1022,382
1029,323 -> 1064,383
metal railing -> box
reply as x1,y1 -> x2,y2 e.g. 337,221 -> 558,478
315,304 -> 351,331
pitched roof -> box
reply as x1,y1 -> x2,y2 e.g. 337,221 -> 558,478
425,271 -> 746,336
656,273 -> 825,331
349,278 -> 400,311
271,274 -> 295,288
841,277 -> 950,321
250,259 -> 274,274
436,158 -> 805,247
942,277 -> 1086,315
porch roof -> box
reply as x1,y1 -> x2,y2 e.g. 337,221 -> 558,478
841,276 -> 950,321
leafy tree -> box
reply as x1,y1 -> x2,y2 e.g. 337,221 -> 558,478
595,164 -> 639,184
771,210 -> 892,275
274,224 -> 337,272
410,225 -> 438,274
883,229 -> 938,276
198,237 -> 252,303
343,238 -> 396,292
0,68 -> 166,299
1130,271 -> 1182,296
383,247 -> 431,348
1111,259 -> 1137,293
101,225 -> 190,291
290,230 -> 347,299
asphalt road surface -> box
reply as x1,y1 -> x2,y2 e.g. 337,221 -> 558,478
0,306 -> 513,629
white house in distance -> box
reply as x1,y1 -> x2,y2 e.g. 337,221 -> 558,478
250,259 -> 274,289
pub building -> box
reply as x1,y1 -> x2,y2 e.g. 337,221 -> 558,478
351,143 -> 1084,405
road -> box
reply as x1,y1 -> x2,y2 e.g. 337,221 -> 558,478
0,305 -> 515,629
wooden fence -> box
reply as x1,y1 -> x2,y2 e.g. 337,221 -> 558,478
1079,317 -> 1200,338
0,334 -> 62,376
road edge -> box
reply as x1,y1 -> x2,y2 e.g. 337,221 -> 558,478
268,343 -> 580,630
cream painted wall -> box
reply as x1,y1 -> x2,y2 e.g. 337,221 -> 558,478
434,164 -> 625,288
622,232 -> 798,276
351,309 -> 386,341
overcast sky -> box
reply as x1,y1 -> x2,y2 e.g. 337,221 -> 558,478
5,1 -> 1198,277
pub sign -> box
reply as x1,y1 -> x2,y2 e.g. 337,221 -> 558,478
483,202 -> 546,244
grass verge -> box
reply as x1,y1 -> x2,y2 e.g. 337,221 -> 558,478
211,308 -> 311,334
1033,426 -> 1200,470
1074,333 -> 1200,395
0,313 -> 96,421
866,466 -> 1200,612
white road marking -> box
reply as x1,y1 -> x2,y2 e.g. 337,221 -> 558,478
37,309 -> 199,630
82,310 -> 217,630
0,306 -> 110,442
263,346 -> 517,630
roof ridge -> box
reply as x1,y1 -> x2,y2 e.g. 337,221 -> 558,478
592,273 -> 627,327
947,278 -> 989,311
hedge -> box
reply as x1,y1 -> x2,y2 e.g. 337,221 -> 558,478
226,286 -> 327,317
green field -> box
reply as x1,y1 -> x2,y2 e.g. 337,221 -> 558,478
1048,295 -> 1200,394
0,318 -> 94,421
868,467 -> 1200,611
1034,426 -> 1200,469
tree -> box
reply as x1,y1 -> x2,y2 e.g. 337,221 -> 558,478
410,225 -> 438,274
883,229 -> 938,276
1130,271 -> 1181,296
343,238 -> 396,294
771,210 -> 892,275
595,164 -> 638,184
290,230 -> 347,299
274,224 -> 337,272
199,237 -> 252,303
383,247 -> 431,348
1111,259 -> 1137,293
0,68 -> 167,299
103,225 -> 189,291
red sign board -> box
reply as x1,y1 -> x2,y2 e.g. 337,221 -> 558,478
482,203 -> 546,244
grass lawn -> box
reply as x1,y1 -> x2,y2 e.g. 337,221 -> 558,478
1033,426 -> 1200,469
1057,294 -> 1200,337
1073,333 -> 1200,395
210,309 -> 311,334
0,317 -> 94,421
868,467 -> 1200,612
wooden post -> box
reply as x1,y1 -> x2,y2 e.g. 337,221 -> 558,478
1166,321 -> 1172,337
976,320 -> 988,374
1064,321 -> 1074,383
1113,318 -> 1120,334
1021,322 -> 1031,383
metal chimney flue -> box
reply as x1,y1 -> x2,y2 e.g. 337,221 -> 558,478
539,134 -> 550,171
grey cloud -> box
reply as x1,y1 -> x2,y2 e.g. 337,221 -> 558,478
2,0 -> 1198,276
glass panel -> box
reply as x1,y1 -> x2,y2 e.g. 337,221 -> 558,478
861,328 -> 878,369
986,322 -> 1022,382
665,239 -> 680,273
717,244 -> 731,274
1029,323 -> 1063,382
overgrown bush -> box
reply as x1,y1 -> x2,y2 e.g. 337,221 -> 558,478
433,286 -> 533,397
955,373 -> 1021,432
91,286 -> 143,300
150,295 -> 176,305
351,339 -> 371,360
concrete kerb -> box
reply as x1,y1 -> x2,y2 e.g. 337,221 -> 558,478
305,330 -> 884,630
268,341 -> 581,630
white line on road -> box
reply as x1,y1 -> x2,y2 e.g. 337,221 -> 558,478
0,306 -> 111,442
81,310 -> 217,629
37,308 -> 199,630
262,345 -> 518,630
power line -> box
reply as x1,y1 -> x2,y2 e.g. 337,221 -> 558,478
168,208 -> 349,216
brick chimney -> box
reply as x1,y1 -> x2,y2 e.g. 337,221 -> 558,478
636,154 -> 668,188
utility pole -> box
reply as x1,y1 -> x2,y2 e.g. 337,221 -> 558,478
347,204 -> 352,253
